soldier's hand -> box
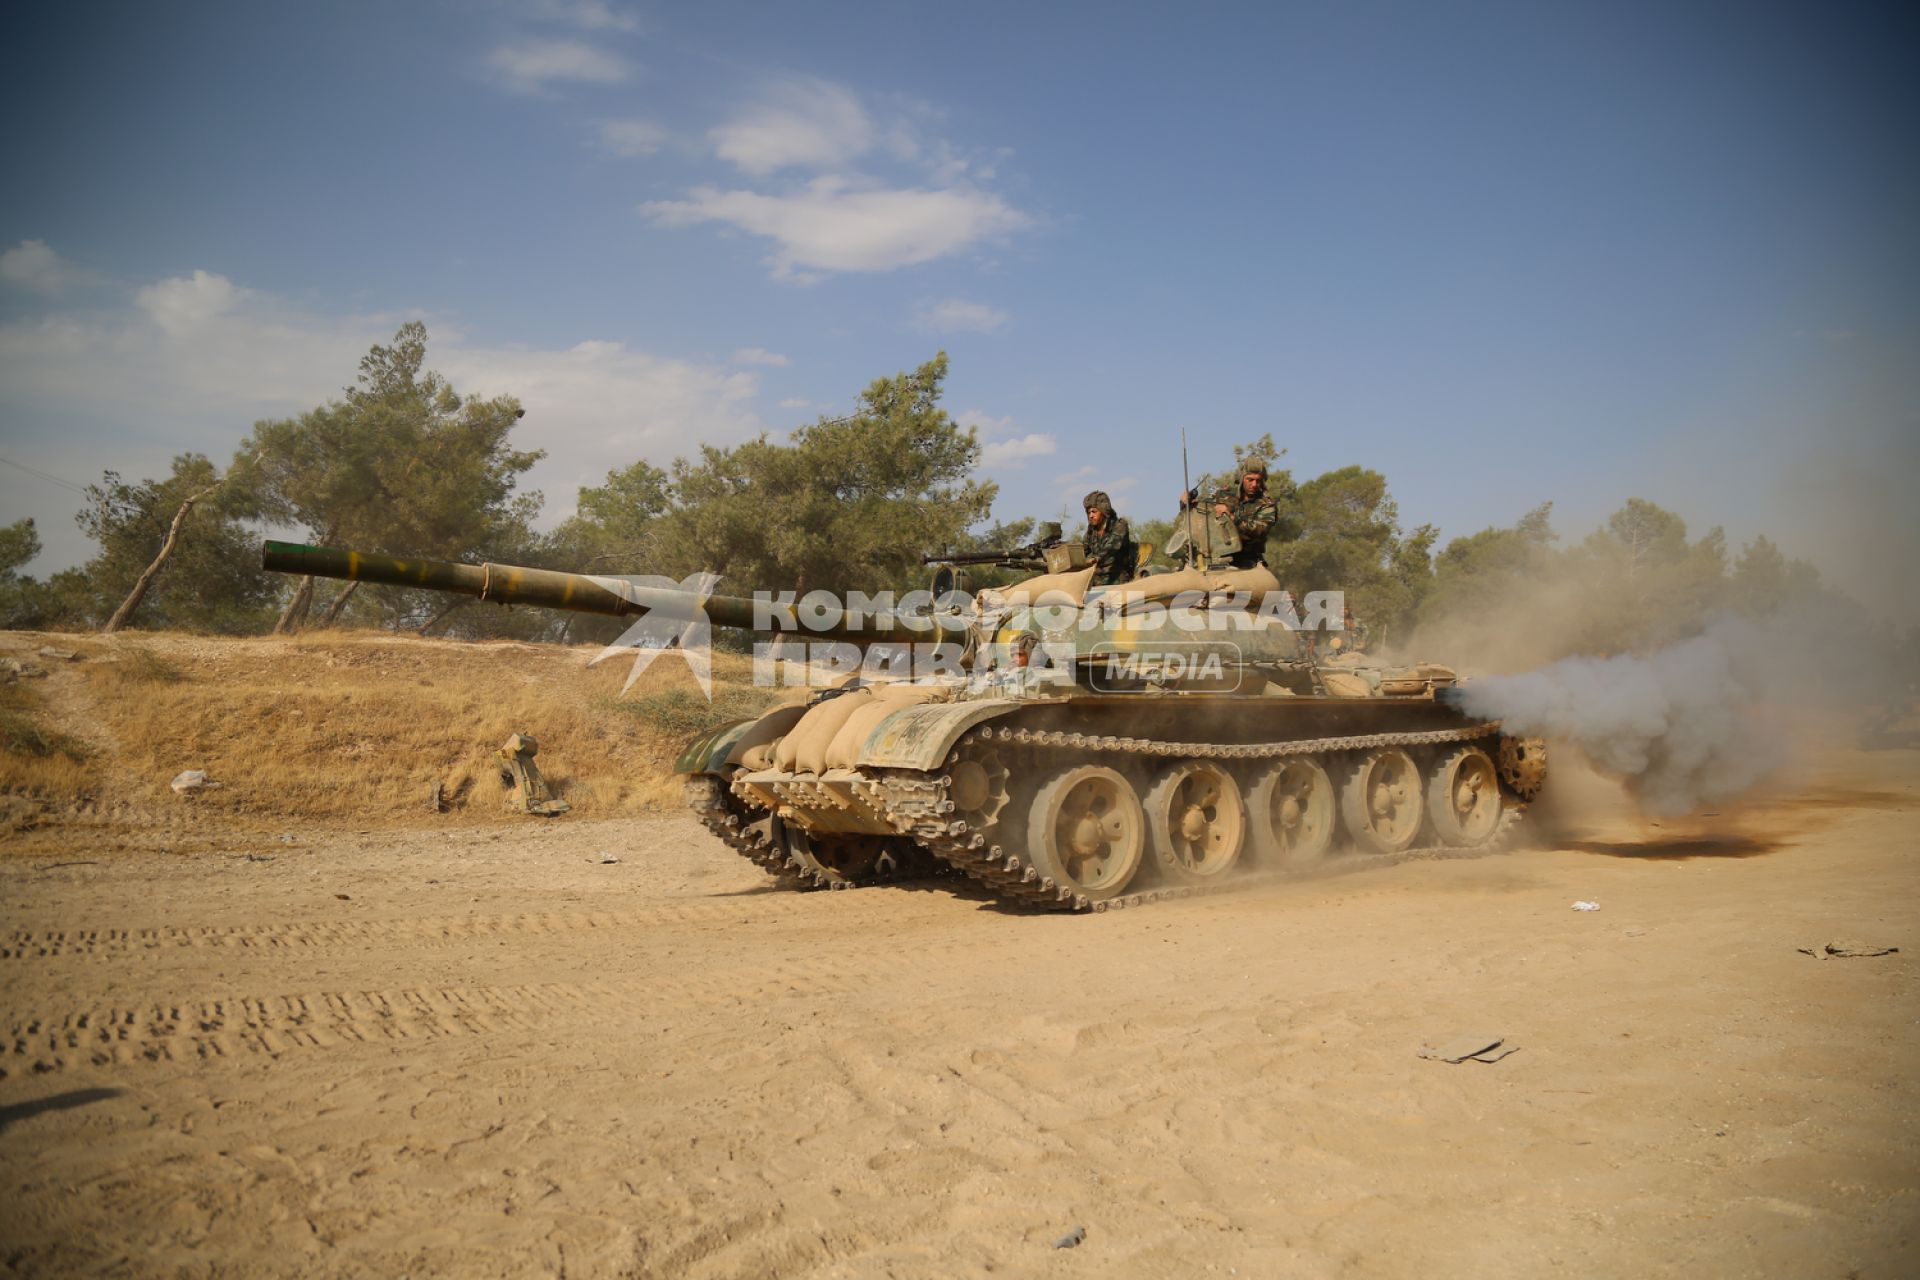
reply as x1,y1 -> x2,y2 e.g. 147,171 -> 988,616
1213,503 -> 1230,516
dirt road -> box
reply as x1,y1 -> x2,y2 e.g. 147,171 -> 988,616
3,752 -> 1915,1277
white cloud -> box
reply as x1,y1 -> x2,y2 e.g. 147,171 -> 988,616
530,0 -> 640,31
777,397 -> 817,410
958,408 -> 1052,469
645,79 -> 1033,279
914,298 -> 1007,333
439,341 -> 761,478
598,118 -> 666,156
730,346 -> 789,367
0,269 -> 767,568
487,39 -> 630,92
644,177 -> 1028,278
1053,466 -> 1138,505
135,270 -> 248,336
980,433 -> 1056,467
958,409 -> 1017,437
1,240 -> 82,296
710,78 -> 873,176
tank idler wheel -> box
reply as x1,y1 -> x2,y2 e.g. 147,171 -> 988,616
1339,748 -> 1424,855
1496,735 -> 1548,801
1145,761 -> 1246,883
1250,758 -> 1336,868
781,826 -> 884,888
1026,764 -> 1147,902
1426,746 -> 1504,846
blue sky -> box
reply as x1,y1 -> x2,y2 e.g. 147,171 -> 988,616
2,0 -> 1913,614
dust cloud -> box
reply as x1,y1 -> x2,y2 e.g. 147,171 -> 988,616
1450,617 -> 1782,815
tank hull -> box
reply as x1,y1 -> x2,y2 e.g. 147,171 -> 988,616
682,691 -> 1542,911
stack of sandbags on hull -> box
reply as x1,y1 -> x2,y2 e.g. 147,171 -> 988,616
980,565 -> 1097,609
1098,564 -> 1284,613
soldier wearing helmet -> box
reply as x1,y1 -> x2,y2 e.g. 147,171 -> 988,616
1081,490 -> 1138,586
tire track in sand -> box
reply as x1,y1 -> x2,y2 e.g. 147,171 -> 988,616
2,939 -> 909,1077
2,983 -> 600,1077
1,899 -> 795,961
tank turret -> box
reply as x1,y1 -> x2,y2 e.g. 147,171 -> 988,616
263,540 -> 1543,911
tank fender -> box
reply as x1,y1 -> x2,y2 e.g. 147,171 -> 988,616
854,699 -> 1022,770
675,721 -> 748,776
674,703 -> 809,776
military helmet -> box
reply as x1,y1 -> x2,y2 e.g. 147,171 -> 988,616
1083,490 -> 1113,512
1238,456 -> 1268,477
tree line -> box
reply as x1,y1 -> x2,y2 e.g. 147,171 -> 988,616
0,324 -> 1880,666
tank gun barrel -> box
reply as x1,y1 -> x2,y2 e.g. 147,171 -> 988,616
261,542 -> 928,644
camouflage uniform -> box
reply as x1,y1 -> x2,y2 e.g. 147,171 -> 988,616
1082,490 -> 1137,587
1209,459 -> 1279,570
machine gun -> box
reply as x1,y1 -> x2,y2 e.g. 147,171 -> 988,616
920,522 -> 1085,577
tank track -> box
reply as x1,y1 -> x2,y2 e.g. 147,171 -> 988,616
684,776 -> 925,891
877,721 -> 1522,912
690,722 -> 1523,912
684,776 -> 803,883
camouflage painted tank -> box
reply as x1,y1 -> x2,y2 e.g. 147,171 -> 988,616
264,538 -> 1546,912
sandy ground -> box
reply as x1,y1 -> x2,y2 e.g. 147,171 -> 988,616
2,752 -> 1916,1278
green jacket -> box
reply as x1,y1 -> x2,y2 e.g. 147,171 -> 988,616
1210,485 -> 1278,570
1084,514 -> 1137,586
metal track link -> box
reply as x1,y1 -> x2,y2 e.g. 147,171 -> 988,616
689,776 -> 922,891
881,721 -> 1526,913
683,777 -> 807,884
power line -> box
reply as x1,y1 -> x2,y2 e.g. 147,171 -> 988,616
0,454 -> 89,495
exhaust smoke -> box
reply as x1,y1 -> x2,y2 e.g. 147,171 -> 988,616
1451,617 -> 1786,816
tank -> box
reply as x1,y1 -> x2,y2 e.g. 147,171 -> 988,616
263,539 -> 1547,911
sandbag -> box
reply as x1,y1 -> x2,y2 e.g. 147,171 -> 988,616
995,565 -> 1096,607
1101,568 -> 1211,610
825,685 -> 939,769
1321,671 -> 1373,698
1206,564 -> 1280,599
774,689 -> 873,774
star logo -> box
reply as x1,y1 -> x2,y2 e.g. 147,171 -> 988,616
585,571 -> 721,697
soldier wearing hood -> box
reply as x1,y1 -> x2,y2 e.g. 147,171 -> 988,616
1082,491 -> 1137,586
1202,456 -> 1279,570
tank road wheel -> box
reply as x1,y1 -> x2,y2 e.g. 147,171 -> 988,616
1496,735 -> 1548,802
1145,762 -> 1246,884
1426,746 -> 1503,846
1026,765 -> 1147,903
781,826 -> 884,889
1339,748 -> 1424,856
1249,758 -> 1336,868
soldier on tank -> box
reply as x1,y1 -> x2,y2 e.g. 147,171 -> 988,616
1082,490 -> 1138,586
1182,456 -> 1279,570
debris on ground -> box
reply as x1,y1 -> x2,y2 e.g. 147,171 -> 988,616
1419,1034 -> 1519,1064
170,770 -> 219,794
597,853 -> 620,865
497,733 -> 571,817
1,657 -> 47,681
36,647 -> 80,662
1052,1226 -> 1086,1249
1797,940 -> 1899,959
1572,900 -> 1600,912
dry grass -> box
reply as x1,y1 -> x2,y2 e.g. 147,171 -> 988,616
0,681 -> 95,806
1,629 -> 785,830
